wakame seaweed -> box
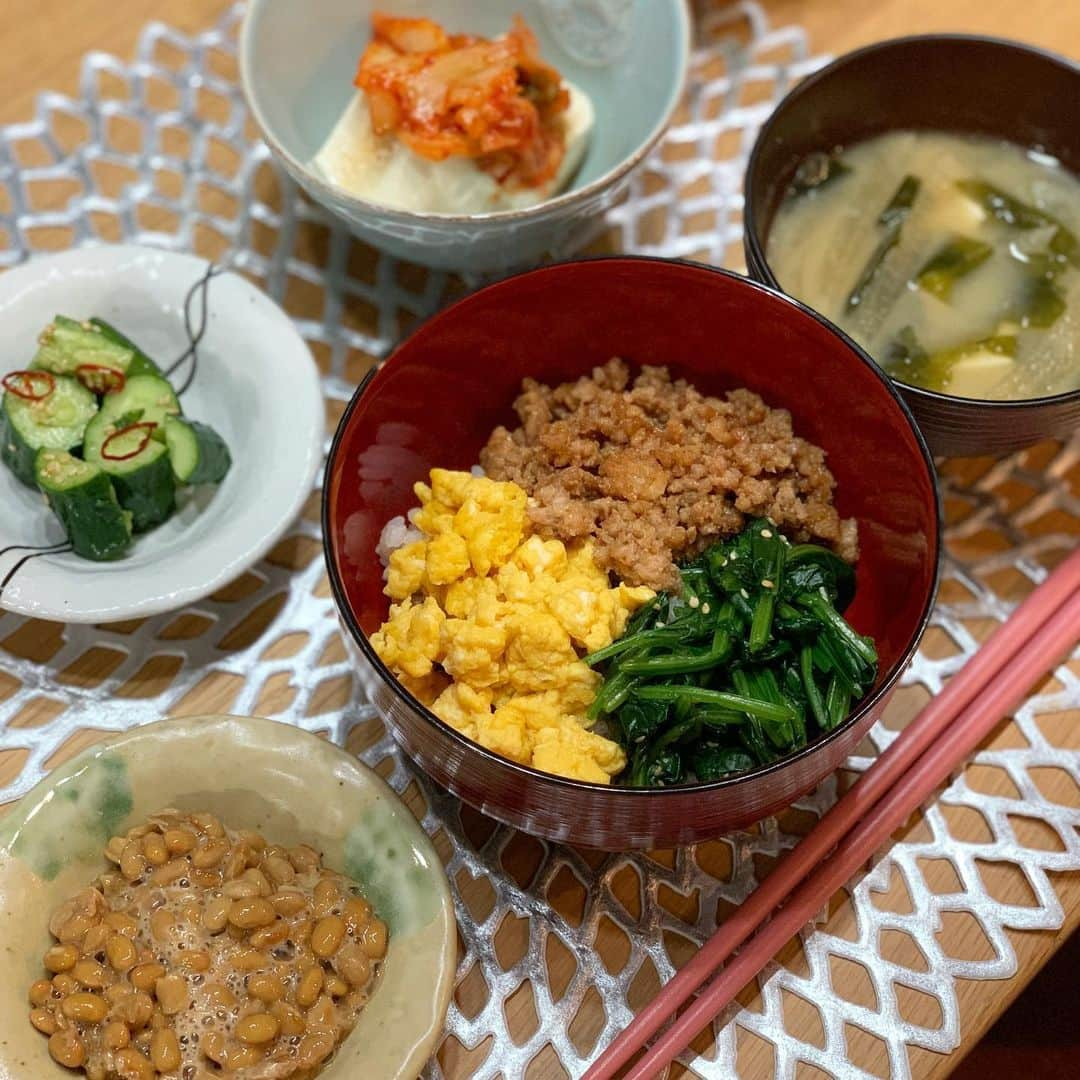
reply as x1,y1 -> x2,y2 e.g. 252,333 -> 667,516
915,236 -> 994,301
845,174 -> 922,312
586,519 -> 878,788
787,151 -> 851,197
956,179 -> 1080,267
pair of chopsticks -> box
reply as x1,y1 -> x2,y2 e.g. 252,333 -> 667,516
586,545 -> 1080,1080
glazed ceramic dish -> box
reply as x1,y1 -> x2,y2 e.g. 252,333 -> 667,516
322,257 -> 942,850
0,245 -> 325,623
239,0 -> 690,272
743,35 -> 1080,457
0,714 -> 456,1080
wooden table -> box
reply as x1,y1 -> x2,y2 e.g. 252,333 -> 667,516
1,2 -> 1078,1078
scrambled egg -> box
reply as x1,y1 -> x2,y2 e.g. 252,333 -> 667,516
371,469 -> 653,784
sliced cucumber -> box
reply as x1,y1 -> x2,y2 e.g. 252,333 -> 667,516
32,315 -> 160,387
98,373 -> 181,430
33,316 -> 131,375
35,448 -> 132,561
163,417 -> 231,485
1,374 -> 98,487
88,318 -> 162,377
84,412 -> 176,532
81,373 -> 181,531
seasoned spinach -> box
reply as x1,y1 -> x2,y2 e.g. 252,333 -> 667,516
587,519 -> 878,788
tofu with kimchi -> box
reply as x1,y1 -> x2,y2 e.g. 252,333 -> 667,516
312,13 -> 594,214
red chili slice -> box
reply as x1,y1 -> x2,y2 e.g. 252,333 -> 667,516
2,369 -> 55,401
101,421 -> 157,461
75,364 -> 126,395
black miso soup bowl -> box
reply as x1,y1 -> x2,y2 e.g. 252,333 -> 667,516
744,34 -> 1080,458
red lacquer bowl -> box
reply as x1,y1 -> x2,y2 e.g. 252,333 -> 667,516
323,258 -> 942,850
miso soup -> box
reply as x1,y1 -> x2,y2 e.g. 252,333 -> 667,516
767,131 -> 1080,400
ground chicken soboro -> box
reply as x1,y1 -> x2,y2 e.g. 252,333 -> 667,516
480,360 -> 858,591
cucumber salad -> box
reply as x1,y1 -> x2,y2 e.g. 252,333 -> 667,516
1,316 -> 231,561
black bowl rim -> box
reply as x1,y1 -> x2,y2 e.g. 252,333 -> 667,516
743,31 -> 1080,413
322,254 -> 944,799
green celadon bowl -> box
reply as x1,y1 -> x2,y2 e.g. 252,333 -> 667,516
240,0 -> 691,271
0,714 -> 456,1080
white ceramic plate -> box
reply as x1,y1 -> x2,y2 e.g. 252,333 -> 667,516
0,714 -> 457,1080
0,245 -> 324,622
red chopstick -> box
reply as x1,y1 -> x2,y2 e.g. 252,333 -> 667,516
586,546 -> 1080,1080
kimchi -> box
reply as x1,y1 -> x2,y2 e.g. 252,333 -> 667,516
354,14 -> 572,189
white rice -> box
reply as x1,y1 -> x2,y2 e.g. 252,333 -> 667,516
376,515 -> 422,569
376,465 -> 486,570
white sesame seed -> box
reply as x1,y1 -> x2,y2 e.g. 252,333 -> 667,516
762,579 -> 774,589
760,529 -> 773,539
740,588 -> 749,599
702,604 -> 711,615
729,551 -> 738,561
688,596 -> 700,608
